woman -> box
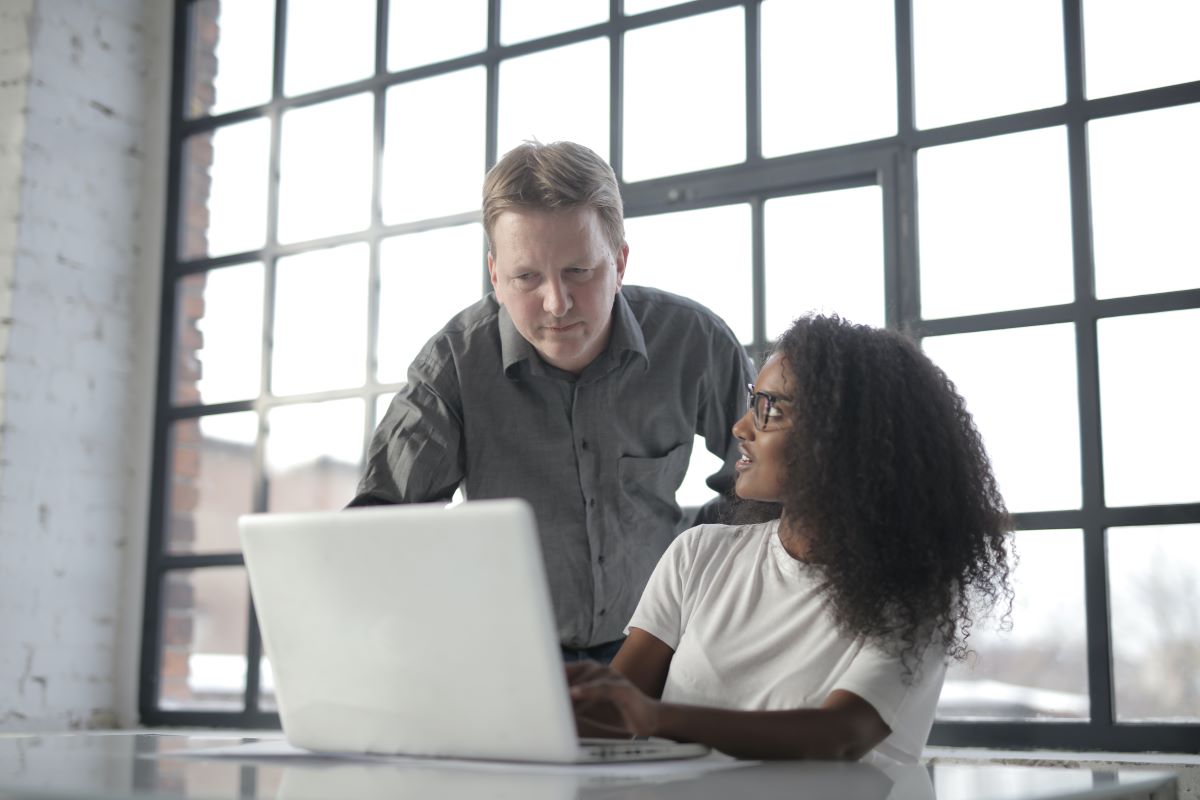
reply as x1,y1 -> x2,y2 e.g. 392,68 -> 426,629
568,314 -> 1012,764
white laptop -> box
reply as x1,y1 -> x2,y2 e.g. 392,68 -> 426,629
239,499 -> 709,764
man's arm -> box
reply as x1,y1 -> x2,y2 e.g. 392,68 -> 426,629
348,353 -> 466,507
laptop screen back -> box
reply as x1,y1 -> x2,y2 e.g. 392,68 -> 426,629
239,499 -> 581,761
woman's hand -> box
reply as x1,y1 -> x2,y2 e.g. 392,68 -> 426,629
566,660 -> 663,738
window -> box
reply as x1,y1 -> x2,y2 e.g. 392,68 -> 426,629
146,0 -> 1200,750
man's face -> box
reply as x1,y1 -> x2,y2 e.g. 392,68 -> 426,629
488,206 -> 628,375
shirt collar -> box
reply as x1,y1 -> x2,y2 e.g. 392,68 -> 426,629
603,290 -> 649,371
498,299 -> 538,376
498,291 -> 648,379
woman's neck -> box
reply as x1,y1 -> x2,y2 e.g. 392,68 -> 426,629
777,512 -> 813,562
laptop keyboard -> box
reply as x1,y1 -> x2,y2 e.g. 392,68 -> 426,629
579,738 -> 709,762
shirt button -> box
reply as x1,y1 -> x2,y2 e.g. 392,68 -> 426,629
598,608 -> 606,616
588,498 -> 596,508
598,555 -> 606,564
581,439 -> 589,450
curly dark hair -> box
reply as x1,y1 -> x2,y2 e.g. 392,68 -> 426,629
758,314 -> 1013,674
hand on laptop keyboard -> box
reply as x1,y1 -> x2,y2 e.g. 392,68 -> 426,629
567,660 -> 661,739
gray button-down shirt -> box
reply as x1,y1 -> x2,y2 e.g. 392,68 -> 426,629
352,285 -> 754,647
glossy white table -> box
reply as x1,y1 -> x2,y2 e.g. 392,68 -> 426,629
0,733 -> 1177,800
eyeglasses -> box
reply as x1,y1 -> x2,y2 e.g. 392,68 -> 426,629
746,383 -> 784,431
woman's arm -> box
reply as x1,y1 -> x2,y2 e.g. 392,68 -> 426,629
611,627 -> 674,698
569,639 -> 891,760
569,628 -> 674,737
654,689 -> 891,761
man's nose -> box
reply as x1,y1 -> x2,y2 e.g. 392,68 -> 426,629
543,277 -> 572,317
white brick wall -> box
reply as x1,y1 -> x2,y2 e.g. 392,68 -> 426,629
0,0 -> 36,417
0,0 -> 169,731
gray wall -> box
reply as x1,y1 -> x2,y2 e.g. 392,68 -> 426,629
0,0 -> 171,730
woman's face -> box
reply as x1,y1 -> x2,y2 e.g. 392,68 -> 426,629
731,354 -> 792,503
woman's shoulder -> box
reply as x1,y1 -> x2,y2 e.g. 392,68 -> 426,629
674,519 -> 779,558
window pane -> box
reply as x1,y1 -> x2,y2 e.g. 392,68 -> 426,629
375,392 -> 397,427
623,8 -> 745,182
1089,103 -> 1200,300
917,128 -> 1074,319
500,0 -> 607,45
271,244 -> 368,396
166,414 -> 258,555
383,69 -> 486,224
1098,309 -> 1200,507
278,94 -> 374,244
187,0 -> 274,118
922,324 -> 1081,513
498,38 -> 610,161
1109,524 -> 1200,722
174,264 -> 264,406
284,0 -> 375,96
377,224 -> 484,383
761,0 -> 896,156
764,186 -> 885,339
158,567 -> 249,711
623,204 -> 753,344
913,0 -> 1065,129
388,0 -> 486,71
258,654 -> 279,711
266,399 -> 365,512
180,119 -> 270,259
938,530 -> 1088,721
677,434 -> 724,509
1083,0 -> 1200,99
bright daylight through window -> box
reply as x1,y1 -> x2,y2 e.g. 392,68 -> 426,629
145,0 -> 1200,751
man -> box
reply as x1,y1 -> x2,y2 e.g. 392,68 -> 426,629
351,141 -> 753,662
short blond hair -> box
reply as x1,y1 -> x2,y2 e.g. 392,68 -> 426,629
483,141 -> 625,255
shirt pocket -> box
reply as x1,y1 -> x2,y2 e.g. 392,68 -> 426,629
616,441 -> 691,539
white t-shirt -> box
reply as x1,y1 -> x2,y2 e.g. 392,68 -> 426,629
626,520 -> 947,766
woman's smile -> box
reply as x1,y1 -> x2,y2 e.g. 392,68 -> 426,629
735,445 -> 754,471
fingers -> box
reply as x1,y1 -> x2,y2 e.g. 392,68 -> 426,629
570,680 -> 658,738
574,712 -> 633,737
569,679 -> 620,702
565,659 -> 617,686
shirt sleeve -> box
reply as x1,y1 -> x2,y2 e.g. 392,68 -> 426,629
624,527 -> 698,649
698,326 -> 756,496
348,342 -> 465,506
832,638 -> 948,753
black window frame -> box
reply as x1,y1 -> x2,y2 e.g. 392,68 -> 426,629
142,0 -> 1200,750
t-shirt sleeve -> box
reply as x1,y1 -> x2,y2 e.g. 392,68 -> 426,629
623,527 -> 698,650
832,640 -> 948,762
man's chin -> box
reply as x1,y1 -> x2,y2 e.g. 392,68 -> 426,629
534,338 -> 598,372
537,342 -> 583,362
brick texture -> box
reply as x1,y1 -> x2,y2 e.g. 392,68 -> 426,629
0,0 -> 169,731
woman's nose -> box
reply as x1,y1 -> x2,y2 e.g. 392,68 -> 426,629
732,407 -> 754,441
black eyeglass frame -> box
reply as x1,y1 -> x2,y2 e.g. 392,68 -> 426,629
746,383 -> 783,431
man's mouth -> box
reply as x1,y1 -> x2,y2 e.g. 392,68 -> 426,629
544,322 -> 582,333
